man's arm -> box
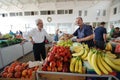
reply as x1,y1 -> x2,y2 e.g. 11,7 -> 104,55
76,34 -> 94,42
103,34 -> 107,42
44,30 -> 54,42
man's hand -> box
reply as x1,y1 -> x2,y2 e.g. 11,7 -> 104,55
31,41 -> 35,44
76,39 -> 82,42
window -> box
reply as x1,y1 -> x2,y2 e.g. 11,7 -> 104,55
24,11 -> 38,16
69,9 -> 73,14
40,11 -> 47,15
40,10 -> 55,15
19,12 -> 23,16
0,13 -> 8,17
84,10 -> 87,16
10,13 -> 16,16
103,10 -> 106,16
113,7 -> 117,15
57,10 -> 64,14
79,10 -> 82,16
24,12 -> 31,16
97,9 -> 100,16
9,12 -> 23,16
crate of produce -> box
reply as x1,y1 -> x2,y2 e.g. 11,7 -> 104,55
0,61 -> 39,80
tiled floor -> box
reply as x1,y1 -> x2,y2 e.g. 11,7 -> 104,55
18,52 -> 34,62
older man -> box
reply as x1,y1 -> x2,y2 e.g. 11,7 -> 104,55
23,19 -> 53,61
69,17 -> 94,47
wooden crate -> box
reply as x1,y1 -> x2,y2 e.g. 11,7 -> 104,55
39,73 -> 85,80
37,68 -> 86,80
0,72 -> 36,80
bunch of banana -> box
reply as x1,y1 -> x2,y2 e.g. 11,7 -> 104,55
105,42 -> 112,51
70,57 -> 83,73
72,44 -> 90,60
87,48 -> 113,75
87,48 -> 120,75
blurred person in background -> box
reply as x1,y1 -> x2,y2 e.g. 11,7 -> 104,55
94,22 -> 107,50
9,30 -> 15,36
111,27 -> 120,38
54,29 -> 59,41
109,25 -> 115,37
22,19 -> 53,61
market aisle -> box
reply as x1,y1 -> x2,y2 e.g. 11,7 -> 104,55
18,52 -> 34,63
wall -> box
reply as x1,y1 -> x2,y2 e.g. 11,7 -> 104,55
0,0 -> 112,34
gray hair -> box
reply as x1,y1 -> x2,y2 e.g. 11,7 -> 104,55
35,19 -> 43,25
76,17 -> 83,21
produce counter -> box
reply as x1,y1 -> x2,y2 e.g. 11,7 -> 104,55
22,42 -> 33,55
0,42 -> 33,69
0,44 -> 23,67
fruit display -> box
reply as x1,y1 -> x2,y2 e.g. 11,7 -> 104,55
105,42 -> 112,51
57,40 -> 73,47
42,46 -> 71,72
70,57 -> 83,73
87,48 -> 120,75
0,61 -> 39,78
72,44 -> 90,61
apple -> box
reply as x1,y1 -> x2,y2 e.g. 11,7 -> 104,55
63,57 -> 68,62
57,66 -> 62,72
42,66 -> 47,71
1,72 -> 8,78
21,63 -> 28,68
47,54 -> 54,62
50,61 -> 56,67
8,67 -> 14,73
47,66 -> 51,71
51,67 -> 57,72
4,66 -> 9,72
15,65 -> 22,72
60,57 -> 64,61
14,72 -> 21,78
56,61 -> 62,67
22,70 -> 28,77
7,73 -> 13,78
55,54 -> 60,59
34,66 -> 39,71
27,69 -> 33,76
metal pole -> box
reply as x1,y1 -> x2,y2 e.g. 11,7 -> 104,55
108,76 -> 112,80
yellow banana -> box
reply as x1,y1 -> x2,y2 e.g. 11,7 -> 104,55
110,58 -> 120,65
81,48 -> 88,60
73,46 -> 83,53
100,56 -> 113,73
104,56 -> 120,71
75,59 -> 79,72
105,43 -> 112,51
78,58 -> 83,73
97,54 -> 109,74
91,53 -> 102,75
87,50 -> 93,67
70,57 -> 77,72
105,51 -> 117,59
72,49 -> 84,56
